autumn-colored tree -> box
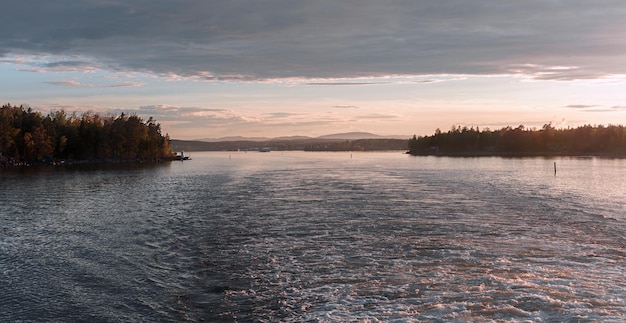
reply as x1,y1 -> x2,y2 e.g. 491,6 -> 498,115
0,105 -> 22,158
0,104 -> 174,164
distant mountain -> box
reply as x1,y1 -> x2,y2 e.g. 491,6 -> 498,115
195,136 -> 271,142
194,132 -> 409,142
270,136 -> 313,141
316,132 -> 383,140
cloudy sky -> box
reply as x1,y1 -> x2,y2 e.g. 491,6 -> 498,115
2,1 -> 626,139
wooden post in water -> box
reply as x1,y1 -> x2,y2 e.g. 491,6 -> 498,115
554,162 -> 557,175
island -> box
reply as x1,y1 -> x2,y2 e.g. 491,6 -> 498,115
408,124 -> 626,157
0,104 -> 174,167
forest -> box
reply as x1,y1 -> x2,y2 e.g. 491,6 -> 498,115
408,124 -> 626,156
0,104 -> 173,166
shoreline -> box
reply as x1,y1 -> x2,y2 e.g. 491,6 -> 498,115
406,151 -> 626,158
0,156 -> 178,168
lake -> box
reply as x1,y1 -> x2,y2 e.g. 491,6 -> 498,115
1,151 -> 626,321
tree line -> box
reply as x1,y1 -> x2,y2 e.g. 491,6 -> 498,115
408,124 -> 626,156
0,103 -> 173,166
304,139 -> 408,151
170,138 -> 408,152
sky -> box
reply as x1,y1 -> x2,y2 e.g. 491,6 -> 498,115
2,1 -> 626,140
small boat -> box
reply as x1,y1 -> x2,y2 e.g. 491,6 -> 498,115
173,151 -> 191,160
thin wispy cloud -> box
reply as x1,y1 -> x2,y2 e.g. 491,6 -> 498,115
356,113 -> 401,120
284,75 -> 447,87
45,80 -> 144,88
564,104 -> 626,113
565,105 -> 600,110
39,60 -> 99,73
303,82 -> 390,86
3,55 -> 101,73
45,80 -> 86,87
106,82 -> 145,88
332,105 -> 359,109
507,65 -> 602,81
263,112 -> 300,119
136,105 -> 229,117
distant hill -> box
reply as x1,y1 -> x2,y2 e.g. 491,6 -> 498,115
195,136 -> 271,142
195,132 -> 408,142
317,132 -> 382,140
270,136 -> 313,141
317,132 -> 409,140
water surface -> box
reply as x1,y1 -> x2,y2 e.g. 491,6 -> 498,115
1,152 -> 626,321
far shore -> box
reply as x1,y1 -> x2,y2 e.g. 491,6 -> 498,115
406,151 -> 626,158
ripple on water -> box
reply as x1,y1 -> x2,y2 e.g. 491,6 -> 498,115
1,153 -> 626,321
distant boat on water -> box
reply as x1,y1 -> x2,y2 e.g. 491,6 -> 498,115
173,151 -> 191,160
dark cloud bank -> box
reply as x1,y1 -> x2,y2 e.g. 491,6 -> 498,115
3,0 -> 626,81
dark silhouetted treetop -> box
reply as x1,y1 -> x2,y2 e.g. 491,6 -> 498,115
408,123 -> 626,156
0,103 -> 173,166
